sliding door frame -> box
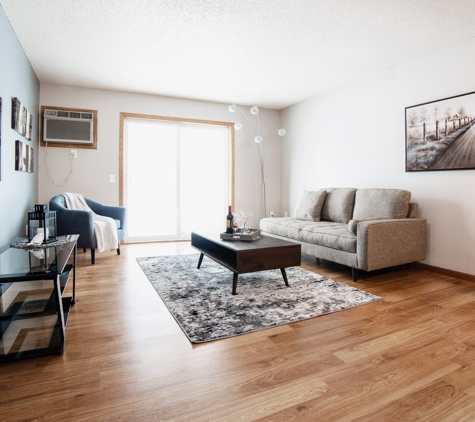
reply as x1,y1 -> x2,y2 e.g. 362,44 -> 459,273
119,112 -> 235,237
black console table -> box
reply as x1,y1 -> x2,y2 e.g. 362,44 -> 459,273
0,234 -> 78,362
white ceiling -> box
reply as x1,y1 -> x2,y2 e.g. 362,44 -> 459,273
2,0 -> 475,110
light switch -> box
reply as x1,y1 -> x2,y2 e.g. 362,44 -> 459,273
110,175 -> 115,183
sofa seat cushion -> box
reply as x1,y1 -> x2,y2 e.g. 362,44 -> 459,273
260,217 -> 307,241
260,218 -> 357,253
298,222 -> 357,253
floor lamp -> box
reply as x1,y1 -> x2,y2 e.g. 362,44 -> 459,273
228,104 -> 286,218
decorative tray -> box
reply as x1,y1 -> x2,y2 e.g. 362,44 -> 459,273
220,229 -> 261,241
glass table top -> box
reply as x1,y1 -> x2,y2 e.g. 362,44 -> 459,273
0,234 -> 79,280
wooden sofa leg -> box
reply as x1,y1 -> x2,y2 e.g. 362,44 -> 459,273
91,248 -> 96,264
83,248 -> 87,253
352,268 -> 358,282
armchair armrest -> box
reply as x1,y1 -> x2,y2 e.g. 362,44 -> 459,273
85,198 -> 127,233
356,218 -> 427,271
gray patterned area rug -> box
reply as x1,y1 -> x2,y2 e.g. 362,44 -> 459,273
137,254 -> 381,343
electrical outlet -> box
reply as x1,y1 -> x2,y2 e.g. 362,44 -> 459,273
109,175 -> 115,183
270,211 -> 275,217
70,149 -> 77,159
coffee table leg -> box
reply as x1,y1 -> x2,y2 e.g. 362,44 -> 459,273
232,273 -> 238,295
197,253 -> 204,269
280,268 -> 289,287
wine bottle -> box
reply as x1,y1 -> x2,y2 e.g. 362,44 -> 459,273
226,205 -> 233,234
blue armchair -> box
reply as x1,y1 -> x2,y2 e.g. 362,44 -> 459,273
49,195 -> 127,264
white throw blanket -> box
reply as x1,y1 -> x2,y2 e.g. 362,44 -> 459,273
61,193 -> 118,253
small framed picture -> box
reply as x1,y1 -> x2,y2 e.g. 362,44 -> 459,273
11,97 -> 32,140
15,140 -> 33,173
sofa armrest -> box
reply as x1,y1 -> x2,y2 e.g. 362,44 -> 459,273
356,218 -> 427,271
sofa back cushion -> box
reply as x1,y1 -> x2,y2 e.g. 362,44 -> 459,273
353,189 -> 411,219
320,188 -> 357,223
407,202 -> 419,218
293,190 -> 327,221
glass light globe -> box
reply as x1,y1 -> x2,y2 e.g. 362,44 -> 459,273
278,128 -> 286,136
234,122 -> 242,130
250,106 -> 259,115
228,104 -> 236,112
254,135 -> 263,143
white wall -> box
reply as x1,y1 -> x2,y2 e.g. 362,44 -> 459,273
38,84 -> 281,229
0,6 -> 39,247
281,36 -> 475,275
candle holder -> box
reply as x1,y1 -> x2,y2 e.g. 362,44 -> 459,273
27,204 -> 57,244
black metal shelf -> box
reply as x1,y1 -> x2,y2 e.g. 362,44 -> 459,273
0,235 -> 78,362
0,297 -> 72,363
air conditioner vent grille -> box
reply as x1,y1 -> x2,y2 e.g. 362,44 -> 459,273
45,119 -> 91,142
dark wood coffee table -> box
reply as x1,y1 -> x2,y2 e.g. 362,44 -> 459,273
191,232 -> 301,295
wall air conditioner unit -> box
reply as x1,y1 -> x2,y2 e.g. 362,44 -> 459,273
43,109 -> 94,145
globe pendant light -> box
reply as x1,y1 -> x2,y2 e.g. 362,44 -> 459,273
228,104 -> 286,218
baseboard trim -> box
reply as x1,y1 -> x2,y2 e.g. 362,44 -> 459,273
412,262 -> 475,283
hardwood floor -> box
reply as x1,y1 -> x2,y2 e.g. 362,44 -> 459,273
2,242 -> 475,421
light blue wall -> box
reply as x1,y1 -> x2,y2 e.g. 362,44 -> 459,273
0,6 -> 40,246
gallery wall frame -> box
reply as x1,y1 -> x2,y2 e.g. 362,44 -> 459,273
11,97 -> 32,141
15,140 -> 34,173
405,91 -> 475,172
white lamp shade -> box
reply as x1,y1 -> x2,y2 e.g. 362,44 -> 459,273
254,135 -> 263,143
234,122 -> 242,130
228,104 -> 237,112
250,106 -> 259,115
278,128 -> 286,136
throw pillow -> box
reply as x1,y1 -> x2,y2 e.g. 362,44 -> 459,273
320,188 -> 357,223
293,190 -> 327,221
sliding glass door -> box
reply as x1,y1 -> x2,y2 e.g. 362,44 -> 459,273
122,116 -> 233,242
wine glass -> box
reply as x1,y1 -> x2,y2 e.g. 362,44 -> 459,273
232,222 -> 239,234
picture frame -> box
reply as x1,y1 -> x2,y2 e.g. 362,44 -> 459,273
405,91 -> 475,172
15,140 -> 34,173
11,97 -> 32,140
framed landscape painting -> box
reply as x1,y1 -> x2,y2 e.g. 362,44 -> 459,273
405,91 -> 475,172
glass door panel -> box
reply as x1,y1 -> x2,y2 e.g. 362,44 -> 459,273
123,118 -> 231,243
125,120 -> 178,241
180,124 -> 229,236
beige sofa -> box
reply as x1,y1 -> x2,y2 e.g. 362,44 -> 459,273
260,188 -> 427,281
